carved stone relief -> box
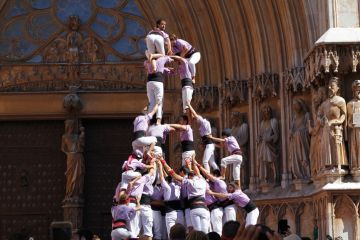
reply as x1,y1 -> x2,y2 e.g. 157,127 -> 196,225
192,86 -> 219,113
252,73 -> 279,101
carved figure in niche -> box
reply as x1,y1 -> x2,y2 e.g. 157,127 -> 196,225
61,119 -> 85,199
308,87 -> 327,176
83,38 -> 98,63
66,16 -> 82,64
318,77 -> 348,171
231,112 -> 249,187
45,43 -> 59,63
289,98 -> 311,180
347,80 -> 360,170
257,105 -> 279,184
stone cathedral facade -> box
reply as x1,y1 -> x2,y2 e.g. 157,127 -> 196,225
0,0 -> 360,239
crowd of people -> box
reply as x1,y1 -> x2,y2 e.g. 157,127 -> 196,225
110,19 -> 302,240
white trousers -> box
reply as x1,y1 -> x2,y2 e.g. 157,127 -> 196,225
147,81 -> 164,119
184,208 -> 192,228
182,86 -> 194,112
153,210 -> 166,240
146,34 -> 165,55
221,154 -> 242,181
165,210 -> 184,238
210,207 -> 224,236
190,207 -> 210,233
182,150 -> 196,166
187,52 -> 201,78
120,170 -> 142,190
245,208 -> 259,227
203,144 -> 219,171
132,136 -> 157,152
223,204 -> 237,223
111,228 -> 132,240
128,202 -> 140,238
140,205 -> 153,237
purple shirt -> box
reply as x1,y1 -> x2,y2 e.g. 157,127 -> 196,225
122,158 -> 146,171
209,178 -> 227,195
133,114 -> 152,132
205,182 -> 217,205
114,182 -> 122,202
180,125 -> 194,141
196,116 -> 212,137
147,124 -> 171,143
178,60 -> 192,80
152,185 -> 164,201
183,175 -> 207,198
111,204 -> 136,221
172,39 -> 192,55
224,136 -> 240,153
181,176 -> 188,199
228,190 -> 250,208
144,56 -> 173,74
128,174 -> 151,197
143,175 -> 156,196
161,179 -> 181,201
147,29 -> 169,39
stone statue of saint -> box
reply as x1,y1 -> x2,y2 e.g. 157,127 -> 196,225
257,105 -> 279,184
66,16 -> 82,64
231,112 -> 249,187
318,77 -> 348,171
347,80 -> 360,170
61,119 -> 85,199
289,98 -> 311,180
308,87 -> 327,177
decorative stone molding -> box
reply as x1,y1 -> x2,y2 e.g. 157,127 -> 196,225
192,86 -> 219,112
221,79 -> 248,106
251,73 -> 279,101
284,67 -> 308,92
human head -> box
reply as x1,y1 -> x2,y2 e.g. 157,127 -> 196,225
221,128 -> 232,137
169,223 -> 186,240
156,19 -> 166,31
141,105 -> 149,115
292,98 -> 308,114
222,221 -> 240,240
255,224 -> 275,240
328,77 -> 340,98
165,175 -> 172,184
149,115 -> 157,126
211,169 -> 221,177
179,166 -> 191,177
207,232 -> 220,240
178,115 -> 189,125
226,182 -> 238,193
278,219 -> 290,235
261,105 -> 272,120
118,193 -> 129,205
170,33 -> 178,42
352,79 -> 360,100
186,230 -> 208,240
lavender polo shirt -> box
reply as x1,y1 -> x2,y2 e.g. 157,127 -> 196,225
178,60 -> 192,80
172,39 -> 192,55
147,29 -> 169,39
183,175 -> 207,199
161,179 -> 181,201
196,116 -> 212,137
133,114 -> 152,132
224,136 -> 240,153
143,175 -> 156,196
147,124 -> 171,143
144,56 -> 173,74
152,185 -> 164,201
128,174 -> 151,198
180,125 -> 194,142
228,189 -> 250,208
111,204 -> 136,221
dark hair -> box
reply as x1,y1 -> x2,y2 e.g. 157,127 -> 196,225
278,219 -> 290,234
149,115 -> 157,126
170,33 -> 178,41
222,221 -> 240,239
179,166 -> 191,175
170,223 -> 186,240
181,115 -> 189,124
156,19 -> 166,27
207,232 -> 220,240
211,169 -> 221,177
186,230 -> 208,240
221,128 -> 232,137
255,224 -> 275,240
165,175 -> 172,184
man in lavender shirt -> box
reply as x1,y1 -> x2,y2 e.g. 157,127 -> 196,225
169,33 -> 201,81
146,19 -> 172,56
209,128 -> 242,187
188,102 -> 219,171
132,103 -> 159,154
169,115 -> 195,166
144,55 -> 173,125
208,182 -> 259,227
151,183 -> 166,240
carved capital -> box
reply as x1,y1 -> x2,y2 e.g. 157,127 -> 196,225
192,86 -> 219,113
285,67 -> 308,92
221,79 -> 248,106
251,73 -> 279,101
63,86 -> 83,114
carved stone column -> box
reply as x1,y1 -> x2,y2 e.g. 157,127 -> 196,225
248,80 -> 257,191
62,86 -> 84,232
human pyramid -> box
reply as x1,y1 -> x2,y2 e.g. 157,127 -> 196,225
110,19 -> 259,240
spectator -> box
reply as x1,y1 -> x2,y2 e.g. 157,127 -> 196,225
222,221 -> 240,240
207,232 -> 220,240
186,231 -> 208,240
170,223 -> 187,240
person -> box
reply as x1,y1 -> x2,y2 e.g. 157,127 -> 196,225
233,223 -> 282,240
169,115 -> 195,166
171,56 -> 194,115
144,55 -> 174,125
157,160 -> 185,237
188,101 -> 219,171
170,223 -> 187,240
61,119 -> 85,199
111,193 -> 140,240
207,232 -> 220,240
132,103 -> 159,153
170,33 -> 201,81
257,105 -> 279,184
347,79 -> 360,170
318,77 -> 348,171
208,128 -> 242,187
146,19 -> 172,56
186,231 -> 209,240
161,157 -> 211,233
222,221 -> 240,240
151,182 -> 166,240
208,182 -> 259,227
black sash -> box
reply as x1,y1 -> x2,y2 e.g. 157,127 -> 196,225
181,78 -> 193,88
140,194 -> 152,205
133,130 -> 145,140
220,199 -> 234,208
184,48 -> 197,58
155,136 -> 163,147
188,196 -> 208,210
243,201 -> 257,213
112,219 -> 127,230
165,200 -> 183,213
201,136 -> 213,145
147,72 -> 164,82
207,201 -> 221,211
181,140 -> 195,152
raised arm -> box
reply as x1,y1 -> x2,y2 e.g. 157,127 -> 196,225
207,189 -> 229,199
169,124 -> 187,131
170,55 -> 186,62
160,158 -> 183,182
196,162 -> 215,181
191,156 -> 200,177
208,135 -> 225,143
187,101 -> 199,119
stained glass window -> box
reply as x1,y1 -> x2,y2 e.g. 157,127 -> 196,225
0,0 -> 148,63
